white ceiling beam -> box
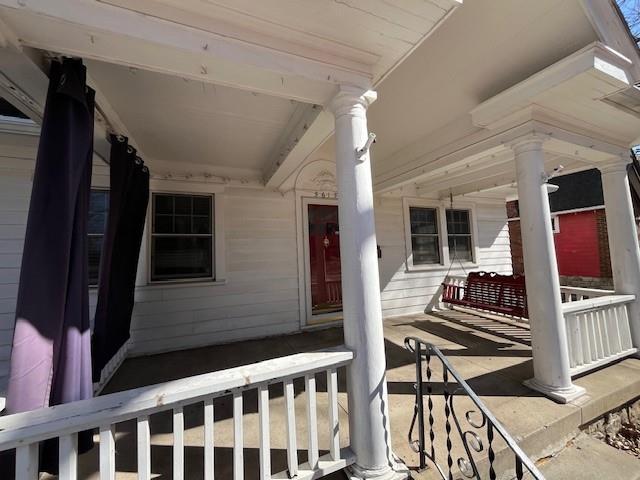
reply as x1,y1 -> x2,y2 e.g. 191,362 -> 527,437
471,42 -> 633,130
580,0 -> 640,83
0,0 -> 373,105
263,104 -> 332,188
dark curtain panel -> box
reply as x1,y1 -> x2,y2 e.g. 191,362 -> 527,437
4,58 -> 95,470
92,136 -> 149,380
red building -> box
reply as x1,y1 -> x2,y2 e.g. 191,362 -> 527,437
507,167 -> 640,289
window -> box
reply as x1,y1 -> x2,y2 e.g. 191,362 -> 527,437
88,190 -> 109,286
446,209 -> 473,262
551,216 -> 560,233
409,207 -> 441,265
404,200 -> 477,271
151,193 -> 214,282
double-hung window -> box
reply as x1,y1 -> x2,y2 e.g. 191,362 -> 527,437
409,207 -> 441,265
88,189 -> 109,286
405,200 -> 476,269
446,209 -> 473,262
151,193 -> 214,282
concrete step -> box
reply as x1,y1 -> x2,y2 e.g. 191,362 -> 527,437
537,434 -> 640,480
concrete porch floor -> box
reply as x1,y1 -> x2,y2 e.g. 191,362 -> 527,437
72,309 -> 640,479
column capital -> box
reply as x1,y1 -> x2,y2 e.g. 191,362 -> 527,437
598,154 -> 632,175
328,86 -> 377,118
506,133 -> 549,156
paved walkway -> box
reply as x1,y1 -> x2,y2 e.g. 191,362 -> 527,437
72,309 -> 640,479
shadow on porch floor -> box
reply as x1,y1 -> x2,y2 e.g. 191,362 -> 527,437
71,309 -> 640,479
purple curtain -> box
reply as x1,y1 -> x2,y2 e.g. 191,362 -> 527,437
5,58 -> 95,470
92,136 -> 149,380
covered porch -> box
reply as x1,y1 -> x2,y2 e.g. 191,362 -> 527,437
34,311 -> 640,479
1,1 -> 640,479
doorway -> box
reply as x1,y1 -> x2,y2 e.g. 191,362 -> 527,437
306,203 -> 342,320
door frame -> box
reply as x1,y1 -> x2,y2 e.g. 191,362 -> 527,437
297,195 -> 342,327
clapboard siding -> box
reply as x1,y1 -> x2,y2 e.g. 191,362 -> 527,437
128,188 -> 301,355
376,198 -> 512,318
0,132 -> 37,380
0,131 -> 515,368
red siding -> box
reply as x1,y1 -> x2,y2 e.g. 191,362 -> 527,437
553,211 -> 600,277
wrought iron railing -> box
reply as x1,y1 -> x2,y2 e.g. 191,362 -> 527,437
404,337 -> 545,480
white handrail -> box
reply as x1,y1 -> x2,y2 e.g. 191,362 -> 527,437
0,348 -> 355,480
561,294 -> 635,314
559,286 -> 614,303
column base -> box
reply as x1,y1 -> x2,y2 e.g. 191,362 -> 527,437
345,455 -> 411,480
523,377 -> 586,404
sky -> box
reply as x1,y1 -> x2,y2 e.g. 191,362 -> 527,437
617,0 -> 640,41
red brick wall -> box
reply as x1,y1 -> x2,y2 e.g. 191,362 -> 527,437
506,206 -> 614,284
507,220 -> 524,275
596,209 -> 612,278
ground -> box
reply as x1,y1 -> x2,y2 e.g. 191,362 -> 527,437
68,309 -> 640,479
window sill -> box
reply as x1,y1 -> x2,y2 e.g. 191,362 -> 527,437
138,278 -> 227,290
405,263 -> 479,274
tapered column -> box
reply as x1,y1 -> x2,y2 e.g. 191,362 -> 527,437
512,137 -> 585,403
600,156 -> 640,348
329,86 -> 406,479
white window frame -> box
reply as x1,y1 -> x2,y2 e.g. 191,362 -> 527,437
402,197 -> 480,272
551,215 -> 560,233
145,188 -> 226,286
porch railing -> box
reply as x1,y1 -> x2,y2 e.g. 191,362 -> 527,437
559,286 -> 614,303
562,295 -> 637,376
0,348 -> 354,480
404,337 -> 545,480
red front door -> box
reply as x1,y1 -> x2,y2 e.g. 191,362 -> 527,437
308,204 -> 342,315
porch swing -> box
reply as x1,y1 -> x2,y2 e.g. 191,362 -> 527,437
439,192 -> 528,319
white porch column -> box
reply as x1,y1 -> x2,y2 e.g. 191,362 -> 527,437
329,86 -> 406,480
512,137 -> 586,403
599,156 -> 640,348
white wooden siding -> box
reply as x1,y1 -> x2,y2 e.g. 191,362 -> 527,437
375,197 -> 512,318
128,188 -> 301,355
0,131 -> 513,368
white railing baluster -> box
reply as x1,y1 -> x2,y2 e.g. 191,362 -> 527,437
284,379 -> 298,477
593,311 -> 604,360
305,374 -> 319,470
576,313 -> 591,364
233,392 -> 243,480
258,385 -> 271,480
173,406 -> 184,480
327,368 -> 340,461
599,310 -> 611,357
619,305 -> 634,350
99,425 -> 116,480
137,415 -> 151,480
16,444 -> 39,480
59,432 -> 78,480
573,317 -> 584,367
204,398 -> 215,480
566,316 -> 575,369
589,311 -> 599,361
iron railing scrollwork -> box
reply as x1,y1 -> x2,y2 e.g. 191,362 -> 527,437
405,336 -> 545,480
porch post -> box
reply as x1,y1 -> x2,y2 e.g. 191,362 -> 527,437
512,136 -> 586,403
328,86 -> 406,479
599,156 -> 640,348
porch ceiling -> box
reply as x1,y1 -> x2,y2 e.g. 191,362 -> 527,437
86,60 -> 301,177
0,0 -> 462,186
